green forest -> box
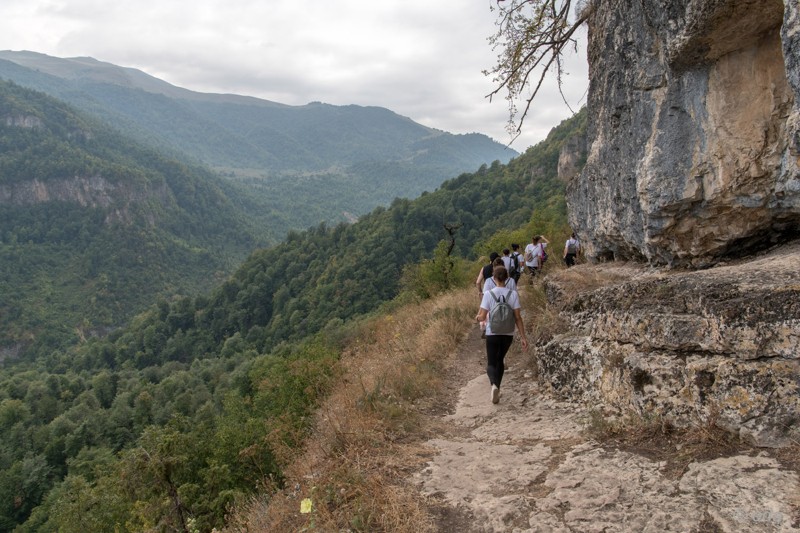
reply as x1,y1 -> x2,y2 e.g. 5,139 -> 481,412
0,79 -> 281,358
0,75 -> 586,530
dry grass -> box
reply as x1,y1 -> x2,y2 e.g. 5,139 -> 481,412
553,263 -> 631,289
223,289 -> 476,533
514,275 -> 571,378
519,278 -> 570,345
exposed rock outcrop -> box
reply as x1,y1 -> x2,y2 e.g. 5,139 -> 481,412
416,328 -> 800,532
557,132 -> 587,183
4,114 -> 43,129
785,0 -> 800,156
539,242 -> 800,447
567,0 -> 800,266
0,176 -> 171,225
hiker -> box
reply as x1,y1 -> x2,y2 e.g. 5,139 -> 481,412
483,258 -> 517,293
475,252 -> 500,297
501,248 -> 514,274
482,260 -> 518,371
563,232 -> 581,267
524,235 -> 549,280
475,265 -> 528,404
476,252 -> 500,335
510,243 -> 523,283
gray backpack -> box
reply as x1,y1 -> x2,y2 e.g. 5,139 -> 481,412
567,239 -> 578,255
488,290 -> 515,334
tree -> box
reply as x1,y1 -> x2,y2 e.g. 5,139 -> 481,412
486,0 -> 593,141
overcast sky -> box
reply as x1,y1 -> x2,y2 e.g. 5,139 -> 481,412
0,0 -> 588,150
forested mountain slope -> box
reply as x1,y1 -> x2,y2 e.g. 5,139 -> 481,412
0,108 -> 585,532
0,51 -> 518,233
0,80 -> 270,360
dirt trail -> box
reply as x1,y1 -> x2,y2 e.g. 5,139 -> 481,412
414,326 -> 800,533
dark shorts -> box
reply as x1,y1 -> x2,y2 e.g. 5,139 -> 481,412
565,253 -> 576,267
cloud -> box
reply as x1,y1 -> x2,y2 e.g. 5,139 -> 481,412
0,0 -> 588,149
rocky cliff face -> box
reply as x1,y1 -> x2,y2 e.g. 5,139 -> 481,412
0,176 -> 171,225
0,111 -> 170,224
567,0 -> 800,266
4,114 -> 44,129
546,0 -> 800,450
540,243 -> 800,447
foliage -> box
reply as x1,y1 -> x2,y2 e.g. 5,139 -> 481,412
486,0 -> 593,139
0,102 -> 586,531
401,240 -> 471,300
0,338 -> 339,531
0,79 -> 269,358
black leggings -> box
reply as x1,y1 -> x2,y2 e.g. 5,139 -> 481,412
486,335 -> 514,387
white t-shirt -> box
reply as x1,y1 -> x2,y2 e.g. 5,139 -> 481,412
524,243 -> 547,267
479,287 -> 521,336
502,255 -> 513,273
565,238 -> 580,254
483,276 -> 517,293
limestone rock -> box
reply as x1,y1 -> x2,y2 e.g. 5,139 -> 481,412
0,176 -> 172,225
557,132 -> 587,183
539,242 -> 800,447
567,0 -> 800,266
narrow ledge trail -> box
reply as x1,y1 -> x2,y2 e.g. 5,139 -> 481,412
413,323 -> 800,533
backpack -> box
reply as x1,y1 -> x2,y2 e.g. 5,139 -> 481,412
488,290 -> 516,334
566,240 -> 578,255
540,246 -> 548,264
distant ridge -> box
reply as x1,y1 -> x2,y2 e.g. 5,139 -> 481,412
0,50 -> 516,175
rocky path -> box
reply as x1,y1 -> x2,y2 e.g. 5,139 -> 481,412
414,326 -> 800,533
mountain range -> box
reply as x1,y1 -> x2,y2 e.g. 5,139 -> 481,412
0,50 -> 516,197
0,50 -> 517,360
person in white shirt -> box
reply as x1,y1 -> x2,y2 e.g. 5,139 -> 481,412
524,235 -> 549,280
483,259 -> 518,293
475,251 -> 500,297
475,266 -> 528,404
563,232 -> 580,267
501,248 -> 513,274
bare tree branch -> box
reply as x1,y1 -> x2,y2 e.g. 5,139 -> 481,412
485,0 -> 593,142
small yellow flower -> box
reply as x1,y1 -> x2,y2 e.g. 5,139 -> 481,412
300,498 -> 313,514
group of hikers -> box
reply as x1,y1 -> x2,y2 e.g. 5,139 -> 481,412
475,232 -> 581,404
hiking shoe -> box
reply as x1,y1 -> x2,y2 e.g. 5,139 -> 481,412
491,385 -> 500,404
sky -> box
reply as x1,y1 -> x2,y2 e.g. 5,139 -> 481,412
0,0 -> 589,150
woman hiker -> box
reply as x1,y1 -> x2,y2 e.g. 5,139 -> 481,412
524,235 -> 549,282
475,265 -> 528,404
563,232 -> 581,267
